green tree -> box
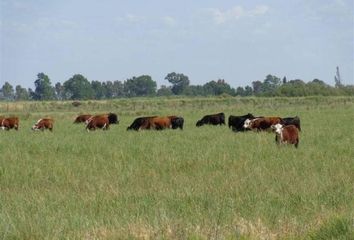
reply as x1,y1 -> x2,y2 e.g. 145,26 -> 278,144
157,85 -> 173,96
63,74 -> 94,100
32,73 -> 56,100
91,80 -> 106,99
55,82 -> 65,100
124,75 -> 157,97
165,72 -> 190,95
203,79 -> 235,96
262,74 -> 281,96
15,85 -> 29,100
1,82 -> 14,100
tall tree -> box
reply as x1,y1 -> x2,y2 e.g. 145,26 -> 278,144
55,82 -> 65,100
203,79 -> 235,96
1,82 -> 14,100
91,80 -> 106,99
165,72 -> 190,95
15,85 -> 29,100
124,75 -> 156,97
63,74 -> 94,100
33,73 -> 55,100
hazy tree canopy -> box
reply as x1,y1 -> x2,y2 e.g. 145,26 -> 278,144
124,75 -> 157,97
15,85 -> 29,100
2,82 -> 15,100
203,79 -> 235,96
31,73 -> 56,100
165,72 -> 190,95
63,74 -> 94,100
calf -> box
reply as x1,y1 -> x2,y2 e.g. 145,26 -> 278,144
32,118 -> 54,131
272,123 -> 299,148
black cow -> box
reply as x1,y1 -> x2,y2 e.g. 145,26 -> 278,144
171,116 -> 184,130
281,116 -> 301,131
228,113 -> 255,132
196,112 -> 225,127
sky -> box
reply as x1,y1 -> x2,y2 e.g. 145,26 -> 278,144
0,0 -> 353,89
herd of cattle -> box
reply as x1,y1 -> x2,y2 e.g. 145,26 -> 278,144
0,112 -> 300,147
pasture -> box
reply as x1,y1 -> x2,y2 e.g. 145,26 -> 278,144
0,96 -> 353,239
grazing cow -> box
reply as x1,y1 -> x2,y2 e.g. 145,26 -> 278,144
32,118 -> 54,131
243,117 -> 282,131
141,116 -> 173,130
228,113 -> 255,132
85,115 -> 110,131
74,114 -> 92,123
281,116 -> 301,131
127,116 -> 157,131
1,117 -> 19,130
171,116 -> 184,130
272,123 -> 299,148
196,112 -> 225,127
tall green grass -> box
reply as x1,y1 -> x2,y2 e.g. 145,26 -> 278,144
0,97 -> 353,239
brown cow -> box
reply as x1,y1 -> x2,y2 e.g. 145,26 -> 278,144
243,117 -> 282,131
1,117 -> 19,130
139,116 -> 183,130
272,123 -> 299,148
127,116 -> 157,131
141,116 -> 173,130
74,114 -> 92,123
86,115 -> 110,131
32,118 -> 54,131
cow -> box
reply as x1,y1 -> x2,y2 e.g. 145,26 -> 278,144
243,117 -> 282,131
196,112 -> 225,127
32,118 -> 54,131
85,115 -> 111,131
281,116 -> 301,131
127,116 -> 157,131
171,116 -> 184,130
74,114 -> 92,123
228,113 -> 255,132
272,123 -> 299,148
1,117 -> 19,130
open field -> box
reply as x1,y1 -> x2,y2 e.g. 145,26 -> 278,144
1,96 -> 354,239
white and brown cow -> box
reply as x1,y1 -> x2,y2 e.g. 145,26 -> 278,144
32,118 -> 54,131
1,117 -> 19,130
272,123 -> 299,148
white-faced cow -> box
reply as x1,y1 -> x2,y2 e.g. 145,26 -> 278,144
32,118 -> 54,131
272,123 -> 299,148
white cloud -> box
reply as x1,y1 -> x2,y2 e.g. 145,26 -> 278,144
205,5 -> 269,24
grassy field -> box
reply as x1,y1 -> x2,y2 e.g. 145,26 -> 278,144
0,96 -> 353,239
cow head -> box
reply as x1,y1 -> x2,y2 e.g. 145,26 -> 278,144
243,119 -> 252,129
196,120 -> 203,127
271,123 -> 283,134
108,113 -> 119,124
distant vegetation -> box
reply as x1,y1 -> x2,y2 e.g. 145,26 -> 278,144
1,67 -> 353,101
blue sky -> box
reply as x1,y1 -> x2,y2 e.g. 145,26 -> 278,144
1,0 -> 353,88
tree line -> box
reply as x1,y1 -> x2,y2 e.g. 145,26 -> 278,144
1,69 -> 353,101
